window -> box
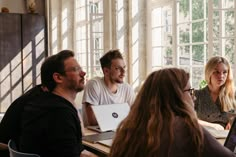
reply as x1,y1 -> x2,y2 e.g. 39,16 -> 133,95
75,0 -> 104,79
151,0 -> 236,88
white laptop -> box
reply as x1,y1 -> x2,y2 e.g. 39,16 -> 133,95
87,103 -> 130,132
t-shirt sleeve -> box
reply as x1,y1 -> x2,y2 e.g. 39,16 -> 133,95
82,79 -> 100,105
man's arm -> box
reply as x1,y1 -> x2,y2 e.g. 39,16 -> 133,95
84,103 -> 98,126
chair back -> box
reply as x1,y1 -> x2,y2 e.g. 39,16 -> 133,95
8,140 -> 40,157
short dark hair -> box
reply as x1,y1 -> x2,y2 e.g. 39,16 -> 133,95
40,50 -> 74,91
100,49 -> 123,69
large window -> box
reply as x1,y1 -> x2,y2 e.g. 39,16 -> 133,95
75,0 -> 104,79
151,0 -> 236,88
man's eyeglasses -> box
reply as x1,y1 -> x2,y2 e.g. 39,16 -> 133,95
184,88 -> 195,97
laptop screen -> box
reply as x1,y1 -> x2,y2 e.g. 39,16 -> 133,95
224,118 -> 236,153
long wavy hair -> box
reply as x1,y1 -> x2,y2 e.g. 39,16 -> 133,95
205,56 -> 236,111
109,68 -> 204,157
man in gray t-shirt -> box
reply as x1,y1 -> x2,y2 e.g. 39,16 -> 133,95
82,49 -> 135,126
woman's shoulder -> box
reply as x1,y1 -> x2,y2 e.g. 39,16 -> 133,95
195,86 -> 209,97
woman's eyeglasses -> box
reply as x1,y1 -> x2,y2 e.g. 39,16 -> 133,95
184,88 -> 195,97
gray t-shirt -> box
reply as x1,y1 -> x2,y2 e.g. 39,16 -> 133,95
82,77 -> 135,106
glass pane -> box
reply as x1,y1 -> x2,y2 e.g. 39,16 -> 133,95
225,38 -> 234,64
164,47 -> 173,65
152,27 -> 162,47
152,8 -> 162,27
179,46 -> 190,65
225,11 -> 234,37
179,24 -> 190,44
213,42 -> 220,56
192,45 -> 204,65
213,0 -> 219,8
214,0 -> 234,9
163,6 -> 172,26
206,21 -> 208,41
152,48 -> 162,66
192,21 -> 204,42
213,11 -> 220,38
192,0 -> 204,20
192,67 -> 204,89
179,0 -> 190,22
222,0 -> 234,8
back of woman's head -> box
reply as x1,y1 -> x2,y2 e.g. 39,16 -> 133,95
109,68 -> 203,157
139,68 -> 190,116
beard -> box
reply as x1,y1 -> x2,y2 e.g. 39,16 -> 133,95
114,78 -> 124,84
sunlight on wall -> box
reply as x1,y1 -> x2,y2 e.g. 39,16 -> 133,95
131,16 -> 139,91
11,53 -> 22,85
35,29 -> 45,59
23,44 -> 33,73
62,8 -> 68,35
52,17 -> 58,54
1,64 -> 10,99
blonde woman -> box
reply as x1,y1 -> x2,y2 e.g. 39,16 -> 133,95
109,68 -> 234,157
195,56 -> 236,130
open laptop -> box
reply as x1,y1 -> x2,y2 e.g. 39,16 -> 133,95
87,103 -> 130,132
224,118 -> 236,153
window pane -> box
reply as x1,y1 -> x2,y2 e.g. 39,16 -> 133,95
225,11 -> 234,37
152,48 -> 162,66
152,8 -> 162,27
222,0 -> 234,9
164,47 -> 173,65
213,11 -> 220,38
213,42 -> 220,56
179,0 -> 190,23
192,67 -> 204,89
192,0 -> 204,20
152,28 -> 162,47
225,38 -> 234,64
192,21 -> 204,42
179,24 -> 190,44
192,45 -> 204,65
179,46 -> 190,65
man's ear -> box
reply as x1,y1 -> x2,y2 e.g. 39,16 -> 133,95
52,73 -> 63,83
103,67 -> 109,75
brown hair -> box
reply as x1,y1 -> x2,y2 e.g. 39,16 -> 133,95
99,49 -> 123,69
40,50 -> 74,91
109,68 -> 204,157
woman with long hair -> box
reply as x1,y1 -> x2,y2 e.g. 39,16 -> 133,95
109,68 -> 234,157
195,56 -> 236,130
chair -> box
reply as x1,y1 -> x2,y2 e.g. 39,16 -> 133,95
8,140 -> 40,157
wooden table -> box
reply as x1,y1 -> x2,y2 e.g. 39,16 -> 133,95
82,128 -> 110,157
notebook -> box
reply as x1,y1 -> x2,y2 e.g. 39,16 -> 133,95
98,139 -> 113,147
87,103 -> 130,132
82,131 -> 115,143
224,118 -> 236,153
204,126 -> 229,139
